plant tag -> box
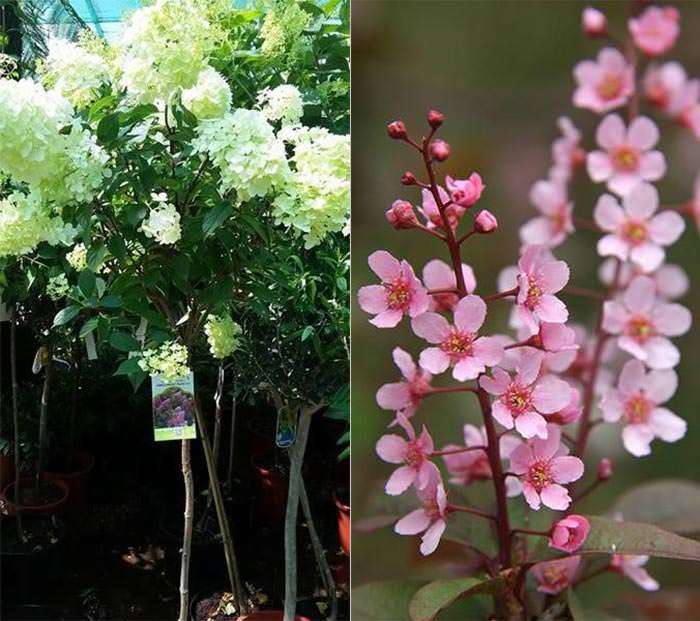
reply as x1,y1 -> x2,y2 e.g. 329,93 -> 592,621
32,347 -> 46,374
276,406 -> 297,448
136,318 -> 148,345
152,372 -> 197,442
84,332 -> 98,360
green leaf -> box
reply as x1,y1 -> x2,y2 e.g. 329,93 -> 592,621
203,203 -> 234,236
79,317 -> 99,338
301,326 -> 314,342
409,576 -> 504,621
53,305 -> 80,327
566,589 -> 623,621
613,479 -> 700,534
100,295 -> 122,309
352,580 -> 427,621
78,270 -> 96,298
97,113 -> 120,143
114,358 -> 142,376
531,515 -> 700,563
110,332 -> 140,353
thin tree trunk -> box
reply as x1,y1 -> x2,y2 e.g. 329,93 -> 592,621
192,397 -> 245,613
299,479 -> 337,621
68,332 -> 81,466
10,308 -> 25,540
226,385 -> 237,490
178,439 -> 194,621
36,344 -> 52,495
212,363 -> 224,467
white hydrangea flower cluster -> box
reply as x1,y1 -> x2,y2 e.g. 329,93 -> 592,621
204,314 -> 242,359
140,193 -> 182,245
40,38 -> 110,108
182,67 -> 231,120
257,84 -> 304,126
260,1 -> 310,63
194,109 -> 291,201
0,191 -> 76,258
66,243 -> 88,271
138,341 -> 190,380
117,0 -> 216,104
273,127 -> 350,248
46,274 -> 71,301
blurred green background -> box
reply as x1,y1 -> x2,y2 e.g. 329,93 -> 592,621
351,0 -> 700,617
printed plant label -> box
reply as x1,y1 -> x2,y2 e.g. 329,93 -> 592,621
152,373 -> 197,441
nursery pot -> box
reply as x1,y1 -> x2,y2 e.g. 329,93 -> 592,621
45,451 -> 95,513
334,494 -> 350,555
250,452 -> 288,524
190,591 -> 311,621
2,475 -> 70,516
0,454 -> 15,491
246,415 -> 276,459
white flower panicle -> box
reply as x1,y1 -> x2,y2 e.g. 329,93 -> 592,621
257,84 -> 304,126
140,193 -> 182,245
182,66 -> 232,120
260,0 -> 310,63
117,0 -> 216,104
46,274 -> 71,301
0,191 -> 76,258
40,37 -> 110,108
194,108 -> 291,201
66,243 -> 88,271
205,314 -> 242,359
138,341 -> 190,381
273,126 -> 350,248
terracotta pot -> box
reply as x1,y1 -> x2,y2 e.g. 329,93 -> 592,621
0,454 -> 15,491
45,451 -> 94,513
334,495 -> 350,555
250,453 -> 288,524
1,475 -> 70,515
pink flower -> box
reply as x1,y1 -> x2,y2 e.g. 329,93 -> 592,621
690,173 -> 700,230
611,554 -> 659,591
480,351 -> 573,439
573,48 -> 634,114
603,275 -> 691,369
550,117 -> 585,183
509,425 -> 584,510
520,179 -> 574,248
515,245 -> 570,335
594,183 -> 685,272
539,322 -> 578,353
394,468 -> 448,556
549,515 -> 590,553
600,359 -> 686,457
419,186 -> 466,231
587,115 -> 666,196
376,347 -> 433,419
445,173 -> 485,208
411,295 -> 504,381
385,200 -> 419,229
531,557 -> 581,594
598,257 -> 689,300
643,62 -> 687,109
629,6 -> 679,57
582,7 -> 606,37
429,139 -> 451,162
441,424 -> 490,485
358,251 -> 430,328
474,210 -> 498,234
547,387 -> 583,426
422,259 -> 476,312
667,78 -> 700,138
376,413 -> 439,495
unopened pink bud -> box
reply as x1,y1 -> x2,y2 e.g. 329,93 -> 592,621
582,7 -> 607,36
387,120 -> 407,140
598,458 -> 613,480
386,200 -> 418,230
474,210 -> 498,233
427,109 -> 444,129
401,172 -> 417,186
429,140 -> 451,161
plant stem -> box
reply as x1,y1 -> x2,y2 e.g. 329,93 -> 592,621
36,343 -> 52,494
447,503 -> 496,521
68,331 -> 81,465
432,446 -> 486,457
483,288 -> 518,303
178,439 -> 194,621
226,383 -> 237,490
562,286 -> 605,301
511,527 -> 549,538
10,308 -> 24,540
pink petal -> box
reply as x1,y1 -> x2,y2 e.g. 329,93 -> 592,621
422,259 -> 454,290
417,426 -> 434,454
514,411 -> 548,439
654,264 -> 689,299
550,456 -> 584,483
638,151 -> 666,181
520,216 -> 555,246
594,194 -> 625,231
627,116 -> 660,150
368,250 -> 401,281
540,483 -> 572,511
516,350 -> 544,386
411,312 -> 450,344
619,359 -> 646,394
652,302 -> 691,336
491,400 -> 515,430
645,369 -> 678,404
480,367 -> 511,396
522,482 -> 542,510
395,508 -> 430,535
535,294 -> 569,323
392,347 -> 416,380
602,300 -> 627,334
623,276 -> 656,313
408,289 -> 431,318
644,336 -> 680,369
473,336 -> 505,366
649,407 -> 686,442
453,357 -> 485,382
618,335 -> 650,361
370,309 -> 404,328
533,376 -> 573,413
609,172 -> 644,197
587,151 -> 614,182
454,295 -> 486,333
596,114 -> 626,149
417,460 -> 438,489
624,565 -> 659,591
529,179 -> 564,215
385,465 -> 417,495
622,424 -> 654,456
630,242 -> 665,272
376,382 -> 412,411
539,260 -> 570,293
358,285 -> 388,314
623,182 -> 659,220
419,519 -> 446,556
648,211 -> 684,246
509,443 -> 534,474
418,347 -> 450,375
598,234 -> 630,261
531,425 -> 562,461
376,434 -> 407,464
600,388 -> 624,422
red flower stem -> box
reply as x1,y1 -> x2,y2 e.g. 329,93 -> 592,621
426,385 -> 477,396
562,286 -> 605,301
458,228 -> 477,245
511,527 -> 549,538
572,216 -> 602,233
432,446 -> 486,457
447,503 -> 497,522
415,223 -> 447,241
570,477 -> 604,509
504,339 -> 535,351
483,287 -> 518,303
428,287 -> 459,295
